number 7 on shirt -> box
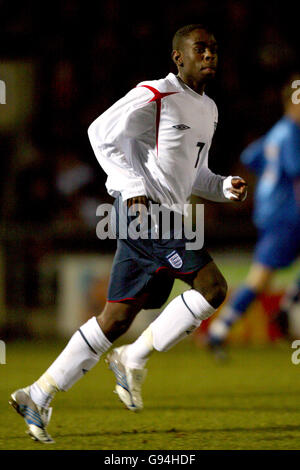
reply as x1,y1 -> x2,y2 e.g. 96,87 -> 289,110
195,142 -> 205,168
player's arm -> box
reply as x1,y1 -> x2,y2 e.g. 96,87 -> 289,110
87,86 -> 155,202
192,164 -> 247,203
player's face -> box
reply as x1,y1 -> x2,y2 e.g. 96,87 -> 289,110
177,29 -> 218,85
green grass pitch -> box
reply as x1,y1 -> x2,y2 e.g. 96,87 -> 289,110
1,255 -> 300,450
1,338 -> 300,450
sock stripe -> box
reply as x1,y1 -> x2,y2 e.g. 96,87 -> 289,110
78,328 -> 98,356
181,293 -> 197,320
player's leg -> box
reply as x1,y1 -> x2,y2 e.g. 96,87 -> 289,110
208,224 -> 300,349
105,271 -> 175,411
13,195 -> 157,429
30,298 -> 148,395
96,295 -> 150,342
10,296 -> 148,442
122,261 -> 227,372
107,261 -> 224,412
207,262 -> 273,349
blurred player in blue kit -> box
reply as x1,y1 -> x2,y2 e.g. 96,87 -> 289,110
9,24 -> 247,443
207,75 -> 300,356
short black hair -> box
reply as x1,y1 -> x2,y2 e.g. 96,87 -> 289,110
172,23 -> 213,51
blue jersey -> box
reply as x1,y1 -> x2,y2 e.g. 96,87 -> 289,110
241,116 -> 300,230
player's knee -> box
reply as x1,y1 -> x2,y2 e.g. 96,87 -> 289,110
207,278 -> 228,308
97,307 -> 137,340
193,263 -> 228,309
108,312 -> 134,335
196,277 -> 228,309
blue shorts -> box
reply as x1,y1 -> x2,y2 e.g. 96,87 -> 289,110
107,197 -> 212,309
254,221 -> 300,269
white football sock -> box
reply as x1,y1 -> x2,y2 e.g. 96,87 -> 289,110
30,317 -> 111,407
123,289 -> 216,369
151,290 -> 215,351
29,374 -> 59,409
123,327 -> 154,369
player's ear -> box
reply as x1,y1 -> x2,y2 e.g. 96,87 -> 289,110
171,50 -> 184,68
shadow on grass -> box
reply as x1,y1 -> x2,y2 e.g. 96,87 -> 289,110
47,424 -> 300,439
77,402 -> 300,412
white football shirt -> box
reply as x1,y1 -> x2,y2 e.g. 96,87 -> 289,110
88,72 -> 229,212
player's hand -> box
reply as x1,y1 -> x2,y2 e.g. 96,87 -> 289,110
127,196 -> 149,224
223,176 -> 248,202
127,195 -> 149,209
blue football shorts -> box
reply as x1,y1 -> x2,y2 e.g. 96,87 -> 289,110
107,197 -> 212,309
254,220 -> 300,269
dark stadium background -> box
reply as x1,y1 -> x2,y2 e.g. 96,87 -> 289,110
0,0 -> 299,335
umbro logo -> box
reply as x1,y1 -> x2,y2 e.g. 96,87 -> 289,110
172,124 -> 190,130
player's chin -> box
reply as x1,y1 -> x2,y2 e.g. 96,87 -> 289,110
200,69 -> 216,81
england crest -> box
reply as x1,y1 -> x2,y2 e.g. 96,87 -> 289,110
166,250 -> 183,269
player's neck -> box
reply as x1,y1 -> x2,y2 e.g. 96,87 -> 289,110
177,73 -> 206,95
